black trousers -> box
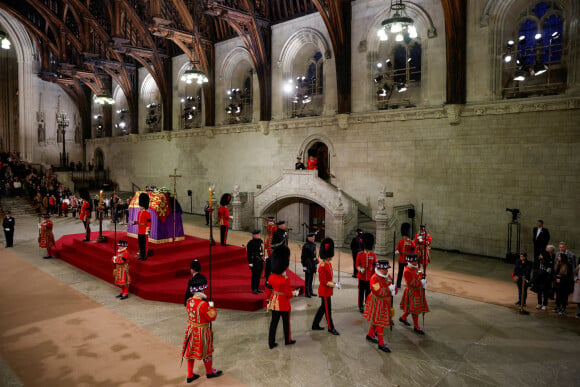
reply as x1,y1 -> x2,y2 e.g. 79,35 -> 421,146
4,230 -> 14,247
358,279 -> 370,309
204,211 -> 210,225
351,252 -> 358,277
264,258 -> 271,284
312,296 -> 334,330
537,286 -> 550,306
220,225 -> 228,245
251,260 -> 264,291
138,234 -> 147,258
516,278 -> 528,304
269,310 -> 291,346
84,220 -> 91,240
305,270 -> 314,296
396,262 -> 407,288
555,286 -> 568,309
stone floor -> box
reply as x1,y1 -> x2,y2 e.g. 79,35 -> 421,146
0,210 -> 579,386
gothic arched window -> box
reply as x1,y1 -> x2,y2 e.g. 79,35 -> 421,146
501,1 -> 565,98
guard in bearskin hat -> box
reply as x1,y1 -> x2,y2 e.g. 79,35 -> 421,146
184,259 -> 206,306
112,240 -> 131,299
267,245 -> 298,349
79,188 -> 92,241
218,193 -> 232,246
356,233 -> 377,313
312,238 -> 340,335
301,232 -> 318,297
364,260 -> 397,352
246,229 -> 265,294
38,213 -> 55,259
268,220 -> 288,284
133,192 -> 151,260
395,223 -> 415,288
350,228 -> 364,278
399,253 -> 429,335
182,275 -> 223,382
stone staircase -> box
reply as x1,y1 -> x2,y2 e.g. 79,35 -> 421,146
0,196 -> 37,217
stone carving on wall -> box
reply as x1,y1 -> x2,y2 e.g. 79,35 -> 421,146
74,112 -> 81,144
335,187 -> 344,212
233,184 -> 240,201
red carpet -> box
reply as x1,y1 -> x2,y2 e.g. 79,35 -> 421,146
54,231 -> 305,311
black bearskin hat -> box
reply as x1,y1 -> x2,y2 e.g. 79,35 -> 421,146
319,237 -> 334,259
138,192 -> 150,209
401,222 -> 412,238
189,274 -> 208,293
362,233 -> 375,250
117,240 -> 128,247
406,253 -> 418,263
220,193 -> 231,206
79,188 -> 90,202
190,259 -> 201,272
271,245 -> 290,275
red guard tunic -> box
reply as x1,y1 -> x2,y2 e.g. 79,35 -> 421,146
79,201 -> 90,222
38,220 -> 55,248
413,232 -> 432,264
267,273 -> 294,311
182,297 -> 217,360
217,206 -> 230,226
264,223 -> 277,257
356,251 -> 377,281
307,157 -> 317,170
137,209 -> 151,234
113,249 -> 130,286
396,238 -> 416,263
400,265 -> 429,314
364,273 -> 394,327
318,261 -> 334,297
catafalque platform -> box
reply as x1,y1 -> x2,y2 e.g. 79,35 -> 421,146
54,231 -> 304,311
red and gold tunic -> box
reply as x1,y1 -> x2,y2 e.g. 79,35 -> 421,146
413,232 -> 432,264
400,265 -> 429,314
267,273 -> 294,311
182,297 -> 217,360
307,157 -> 317,170
113,249 -> 130,286
218,206 -> 229,226
137,208 -> 151,235
356,251 -> 377,281
317,261 -> 334,297
79,201 -> 91,222
364,273 -> 394,327
264,223 -> 277,257
38,220 -> 55,248
396,238 -> 416,263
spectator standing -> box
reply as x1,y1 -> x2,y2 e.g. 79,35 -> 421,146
512,253 -> 532,306
3,210 -> 15,247
532,245 -> 555,311
553,252 -> 573,316
532,220 -> 550,259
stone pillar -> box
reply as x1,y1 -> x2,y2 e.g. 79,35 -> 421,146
232,198 -> 241,231
334,188 -> 345,248
375,212 -> 389,256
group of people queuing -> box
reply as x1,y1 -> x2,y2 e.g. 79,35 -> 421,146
513,220 -> 580,318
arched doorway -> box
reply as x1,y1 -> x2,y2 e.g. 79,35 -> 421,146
309,202 -> 325,241
307,141 -> 330,180
94,148 -> 104,171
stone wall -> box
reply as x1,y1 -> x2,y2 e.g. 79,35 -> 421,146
86,97 -> 580,257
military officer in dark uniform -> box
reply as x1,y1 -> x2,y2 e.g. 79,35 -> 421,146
295,156 -> 306,170
3,209 -> 15,248
301,232 -> 317,297
247,229 -> 265,294
269,221 -> 288,284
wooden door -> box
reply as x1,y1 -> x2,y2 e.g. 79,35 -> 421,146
309,203 -> 325,241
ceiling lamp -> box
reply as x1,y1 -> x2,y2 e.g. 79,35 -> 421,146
377,0 -> 417,42
532,62 -> 548,76
94,92 -> 115,105
181,62 -> 208,84
513,69 -> 526,81
0,31 -> 10,50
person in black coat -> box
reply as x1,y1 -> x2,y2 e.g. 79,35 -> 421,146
301,233 -> 317,297
532,220 -> 550,259
3,210 -> 15,247
246,229 -> 265,294
350,229 -> 363,278
553,252 -> 574,315
532,245 -> 555,310
512,253 -> 532,306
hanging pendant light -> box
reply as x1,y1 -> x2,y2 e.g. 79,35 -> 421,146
377,1 -> 416,42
